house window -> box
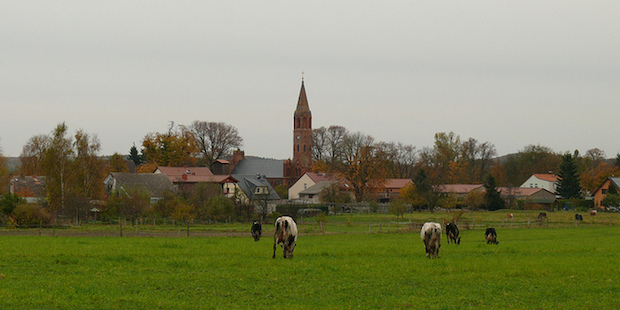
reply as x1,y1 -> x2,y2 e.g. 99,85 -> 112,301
308,194 -> 314,199
602,189 -> 608,195
304,183 -> 307,189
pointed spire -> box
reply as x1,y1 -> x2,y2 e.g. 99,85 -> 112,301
295,75 -> 310,116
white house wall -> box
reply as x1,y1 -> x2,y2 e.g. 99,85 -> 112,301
288,174 -> 316,200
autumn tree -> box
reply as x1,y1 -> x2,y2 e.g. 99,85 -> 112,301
41,123 -> 75,215
499,145 -> 561,186
556,152 -> 582,199
141,124 -> 198,167
413,168 -> 441,212
312,125 -> 347,165
108,153 -> 129,172
19,134 -> 50,175
0,149 -> 8,195
189,121 -> 243,168
336,133 -> 387,202
73,130 -> 106,200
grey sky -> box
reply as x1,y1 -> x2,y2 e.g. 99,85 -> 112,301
2,1 -> 619,160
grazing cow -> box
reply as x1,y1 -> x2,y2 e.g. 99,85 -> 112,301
537,212 -> 547,220
251,221 -> 262,241
445,223 -> 461,245
420,222 -> 442,258
272,216 -> 298,259
507,213 -> 514,220
575,214 -> 583,221
590,210 -> 597,216
485,227 -> 499,244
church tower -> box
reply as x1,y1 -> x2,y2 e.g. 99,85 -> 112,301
293,77 -> 313,169
283,76 -> 313,184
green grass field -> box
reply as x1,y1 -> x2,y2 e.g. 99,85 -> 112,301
0,213 -> 618,309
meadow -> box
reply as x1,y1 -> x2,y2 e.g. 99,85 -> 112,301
0,212 -> 618,309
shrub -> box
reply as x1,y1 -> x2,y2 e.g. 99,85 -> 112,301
13,204 -> 52,227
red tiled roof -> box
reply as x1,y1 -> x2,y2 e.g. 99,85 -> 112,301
172,174 -> 238,183
156,166 -> 213,181
306,172 -> 336,183
533,174 -> 558,182
436,184 -> 484,194
383,179 -> 413,189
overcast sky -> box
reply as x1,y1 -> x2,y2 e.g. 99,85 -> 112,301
2,1 -> 619,160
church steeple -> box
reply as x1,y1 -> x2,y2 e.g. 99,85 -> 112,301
293,76 -> 313,170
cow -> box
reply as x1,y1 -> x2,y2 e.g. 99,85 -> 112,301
420,222 -> 442,258
507,213 -> 514,220
537,212 -> 547,220
251,221 -> 262,241
590,210 -> 597,216
273,216 -> 298,259
445,222 -> 461,245
485,227 -> 498,244
575,214 -> 583,221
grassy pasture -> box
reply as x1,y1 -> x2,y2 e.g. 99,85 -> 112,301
0,220 -> 618,309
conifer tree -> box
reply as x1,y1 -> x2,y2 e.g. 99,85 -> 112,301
556,152 -> 582,199
484,175 -> 505,211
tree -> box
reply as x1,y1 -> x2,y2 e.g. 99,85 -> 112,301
556,152 -> 582,199
0,192 -> 23,216
141,124 -> 198,167
73,130 -> 105,200
128,144 -> 143,167
0,150 -> 8,195
389,198 -> 407,219
484,175 -> 505,211
19,134 -> 50,175
108,153 -> 129,172
189,121 -> 243,168
41,123 -> 75,215
337,133 -> 387,202
413,169 -> 441,212
499,145 -> 560,186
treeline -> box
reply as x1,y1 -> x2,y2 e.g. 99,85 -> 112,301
2,121 -> 620,223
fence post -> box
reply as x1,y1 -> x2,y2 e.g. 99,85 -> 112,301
119,217 -> 123,237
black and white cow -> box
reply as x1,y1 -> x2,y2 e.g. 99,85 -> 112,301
420,222 -> 442,258
251,221 -> 262,241
273,216 -> 298,259
485,227 -> 498,244
445,222 -> 461,245
574,214 -> 583,221
538,212 -> 547,220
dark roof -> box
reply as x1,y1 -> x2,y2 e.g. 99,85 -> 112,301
10,175 -> 47,197
231,158 -> 283,178
234,174 -> 281,200
106,173 -> 176,198
299,181 -> 336,195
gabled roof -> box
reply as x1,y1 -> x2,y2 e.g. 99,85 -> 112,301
532,174 -> 558,182
383,179 -> 413,189
231,158 -> 284,178
593,177 -> 620,194
305,172 -> 336,183
155,166 -> 213,182
498,187 -> 551,196
10,175 -> 47,198
435,184 -> 484,194
105,173 -> 176,198
173,175 -> 238,184
299,181 -> 337,195
235,174 -> 281,200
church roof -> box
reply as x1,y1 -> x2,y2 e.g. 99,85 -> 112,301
294,80 -> 311,117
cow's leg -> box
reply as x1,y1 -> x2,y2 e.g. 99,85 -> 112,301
272,240 -> 277,258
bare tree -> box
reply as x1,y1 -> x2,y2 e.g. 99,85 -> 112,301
20,134 -> 50,175
189,121 -> 243,168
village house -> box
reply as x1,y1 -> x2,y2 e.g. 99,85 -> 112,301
520,174 -> 558,193
591,177 -> 620,209
103,172 -> 176,204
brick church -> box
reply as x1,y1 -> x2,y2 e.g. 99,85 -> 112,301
283,78 -> 313,185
